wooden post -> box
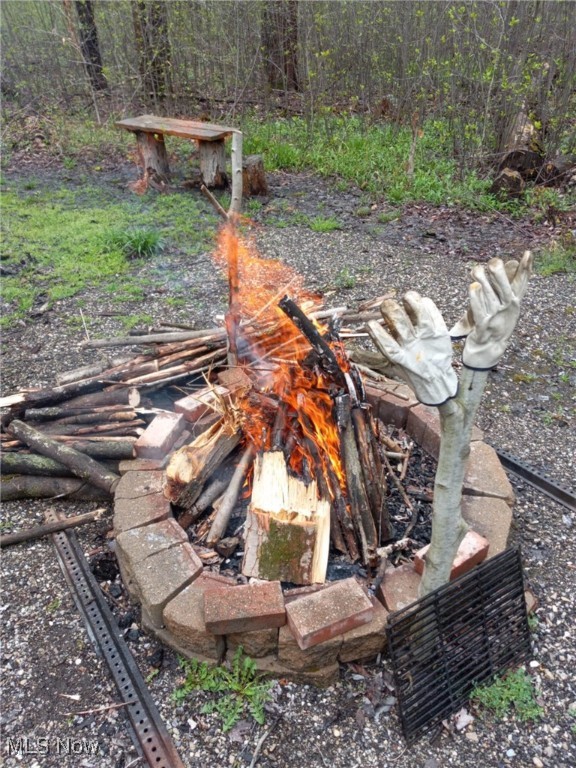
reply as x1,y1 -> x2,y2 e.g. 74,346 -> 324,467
229,130 -> 243,215
136,130 -> 170,178
199,139 -> 227,188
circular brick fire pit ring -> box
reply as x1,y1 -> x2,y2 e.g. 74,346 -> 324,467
113,382 -> 515,686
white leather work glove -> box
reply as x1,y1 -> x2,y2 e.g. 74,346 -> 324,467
367,291 -> 458,406
450,252 -> 533,370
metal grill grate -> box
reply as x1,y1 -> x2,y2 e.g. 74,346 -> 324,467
386,548 -> 532,744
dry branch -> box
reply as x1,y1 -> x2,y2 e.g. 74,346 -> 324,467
0,509 -> 102,548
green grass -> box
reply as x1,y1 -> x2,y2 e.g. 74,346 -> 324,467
334,267 -> 357,289
471,668 -> 543,722
0,178 -> 218,327
172,647 -> 273,732
309,216 -> 342,232
535,242 -> 576,277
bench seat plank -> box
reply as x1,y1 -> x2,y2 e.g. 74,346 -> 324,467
116,114 -> 237,142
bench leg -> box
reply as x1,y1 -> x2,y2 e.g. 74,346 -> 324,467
136,130 -> 170,179
199,139 -> 227,188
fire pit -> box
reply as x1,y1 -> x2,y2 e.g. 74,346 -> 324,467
110,224 -> 516,685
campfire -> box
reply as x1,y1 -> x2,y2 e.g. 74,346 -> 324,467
1,221 -> 412,585
164,222 -> 393,585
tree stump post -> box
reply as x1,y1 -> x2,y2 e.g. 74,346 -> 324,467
199,139 -> 227,188
136,130 -> 170,179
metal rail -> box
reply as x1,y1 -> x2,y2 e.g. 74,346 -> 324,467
48,511 -> 187,768
493,447 -> 576,512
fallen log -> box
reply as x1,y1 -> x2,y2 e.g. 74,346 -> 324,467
0,476 -> 110,502
7,420 -> 121,494
24,404 -> 135,423
177,463 -> 237,530
0,452 -> 118,477
81,328 -> 225,349
242,451 -> 331,584
0,509 -> 103,548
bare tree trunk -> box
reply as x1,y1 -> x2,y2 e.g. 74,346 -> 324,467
263,0 -> 299,92
74,0 -> 108,92
132,0 -> 173,106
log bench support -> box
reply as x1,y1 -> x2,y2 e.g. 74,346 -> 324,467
117,114 -> 243,215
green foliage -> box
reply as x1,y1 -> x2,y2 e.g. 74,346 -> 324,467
334,267 -> 357,289
172,648 -> 273,732
105,228 -> 163,260
535,242 -> 576,277
471,668 -> 543,722
0,177 -> 217,328
527,613 -> 539,632
309,216 -> 342,232
242,115 -> 508,210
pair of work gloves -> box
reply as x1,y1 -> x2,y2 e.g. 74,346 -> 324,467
367,252 -> 533,406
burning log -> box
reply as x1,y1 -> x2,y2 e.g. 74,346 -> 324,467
242,451 -> 331,584
164,418 -> 241,509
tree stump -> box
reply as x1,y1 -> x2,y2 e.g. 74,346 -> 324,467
136,130 -> 170,179
242,154 -> 268,196
199,139 -> 228,188
490,168 -> 525,197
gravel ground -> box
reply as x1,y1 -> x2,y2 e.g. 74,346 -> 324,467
1,168 -> 575,768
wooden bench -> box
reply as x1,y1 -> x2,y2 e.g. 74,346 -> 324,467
116,114 -> 243,214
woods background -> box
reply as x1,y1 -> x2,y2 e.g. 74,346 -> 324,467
1,0 -> 575,169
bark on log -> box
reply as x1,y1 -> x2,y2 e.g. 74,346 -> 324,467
164,419 -> 241,509
60,440 -> 136,460
7,420 -> 120,494
242,154 -> 268,197
1,452 -> 118,477
0,377 -> 133,410
81,328 -> 225,349
0,510 -> 102,548
56,357 -> 133,385
136,130 -> 170,179
0,476 -> 110,502
177,464 -> 237,530
24,404 -> 135,422
199,139 -> 227,188
241,451 -> 331,584
206,444 -> 255,546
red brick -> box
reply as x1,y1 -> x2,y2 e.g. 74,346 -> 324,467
203,581 -> 286,634
113,492 -> 171,534
162,573 -> 234,658
406,404 -> 442,458
174,385 -> 230,423
285,578 -> 374,650
217,367 -> 252,394
413,530 -> 490,579
365,383 -> 418,429
283,583 -> 331,604
118,458 -> 164,474
339,597 -> 389,663
376,564 -> 420,612
114,470 -> 165,500
462,495 -> 512,557
134,412 -> 185,460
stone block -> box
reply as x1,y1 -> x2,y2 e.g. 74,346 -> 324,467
204,581 -> 286,635
463,441 -> 515,505
174,385 -> 229,423
115,518 -> 188,594
414,530 -> 490,580
114,470 -> 165,500
462,495 -> 513,557
118,458 -> 164,474
132,542 -> 203,627
240,653 -> 340,688
227,628 -> 279,658
113,492 -> 171,534
285,578 -> 374,650
163,578 -> 229,659
524,588 -> 539,615
143,606 -> 225,663
376,564 -> 420,612
278,625 -> 341,671
339,597 -> 389,663
134,412 -> 185,460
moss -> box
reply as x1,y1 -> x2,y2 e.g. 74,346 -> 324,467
258,517 -> 314,583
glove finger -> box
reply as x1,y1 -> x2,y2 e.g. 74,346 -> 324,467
367,320 -> 404,365
403,291 -> 447,336
504,259 -> 519,283
468,281 -> 487,327
472,264 -> 500,314
449,307 -> 474,339
380,298 -> 415,343
486,258 -> 513,304
510,251 -> 533,299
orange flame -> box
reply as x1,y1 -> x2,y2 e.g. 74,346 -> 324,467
214,223 -> 347,492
